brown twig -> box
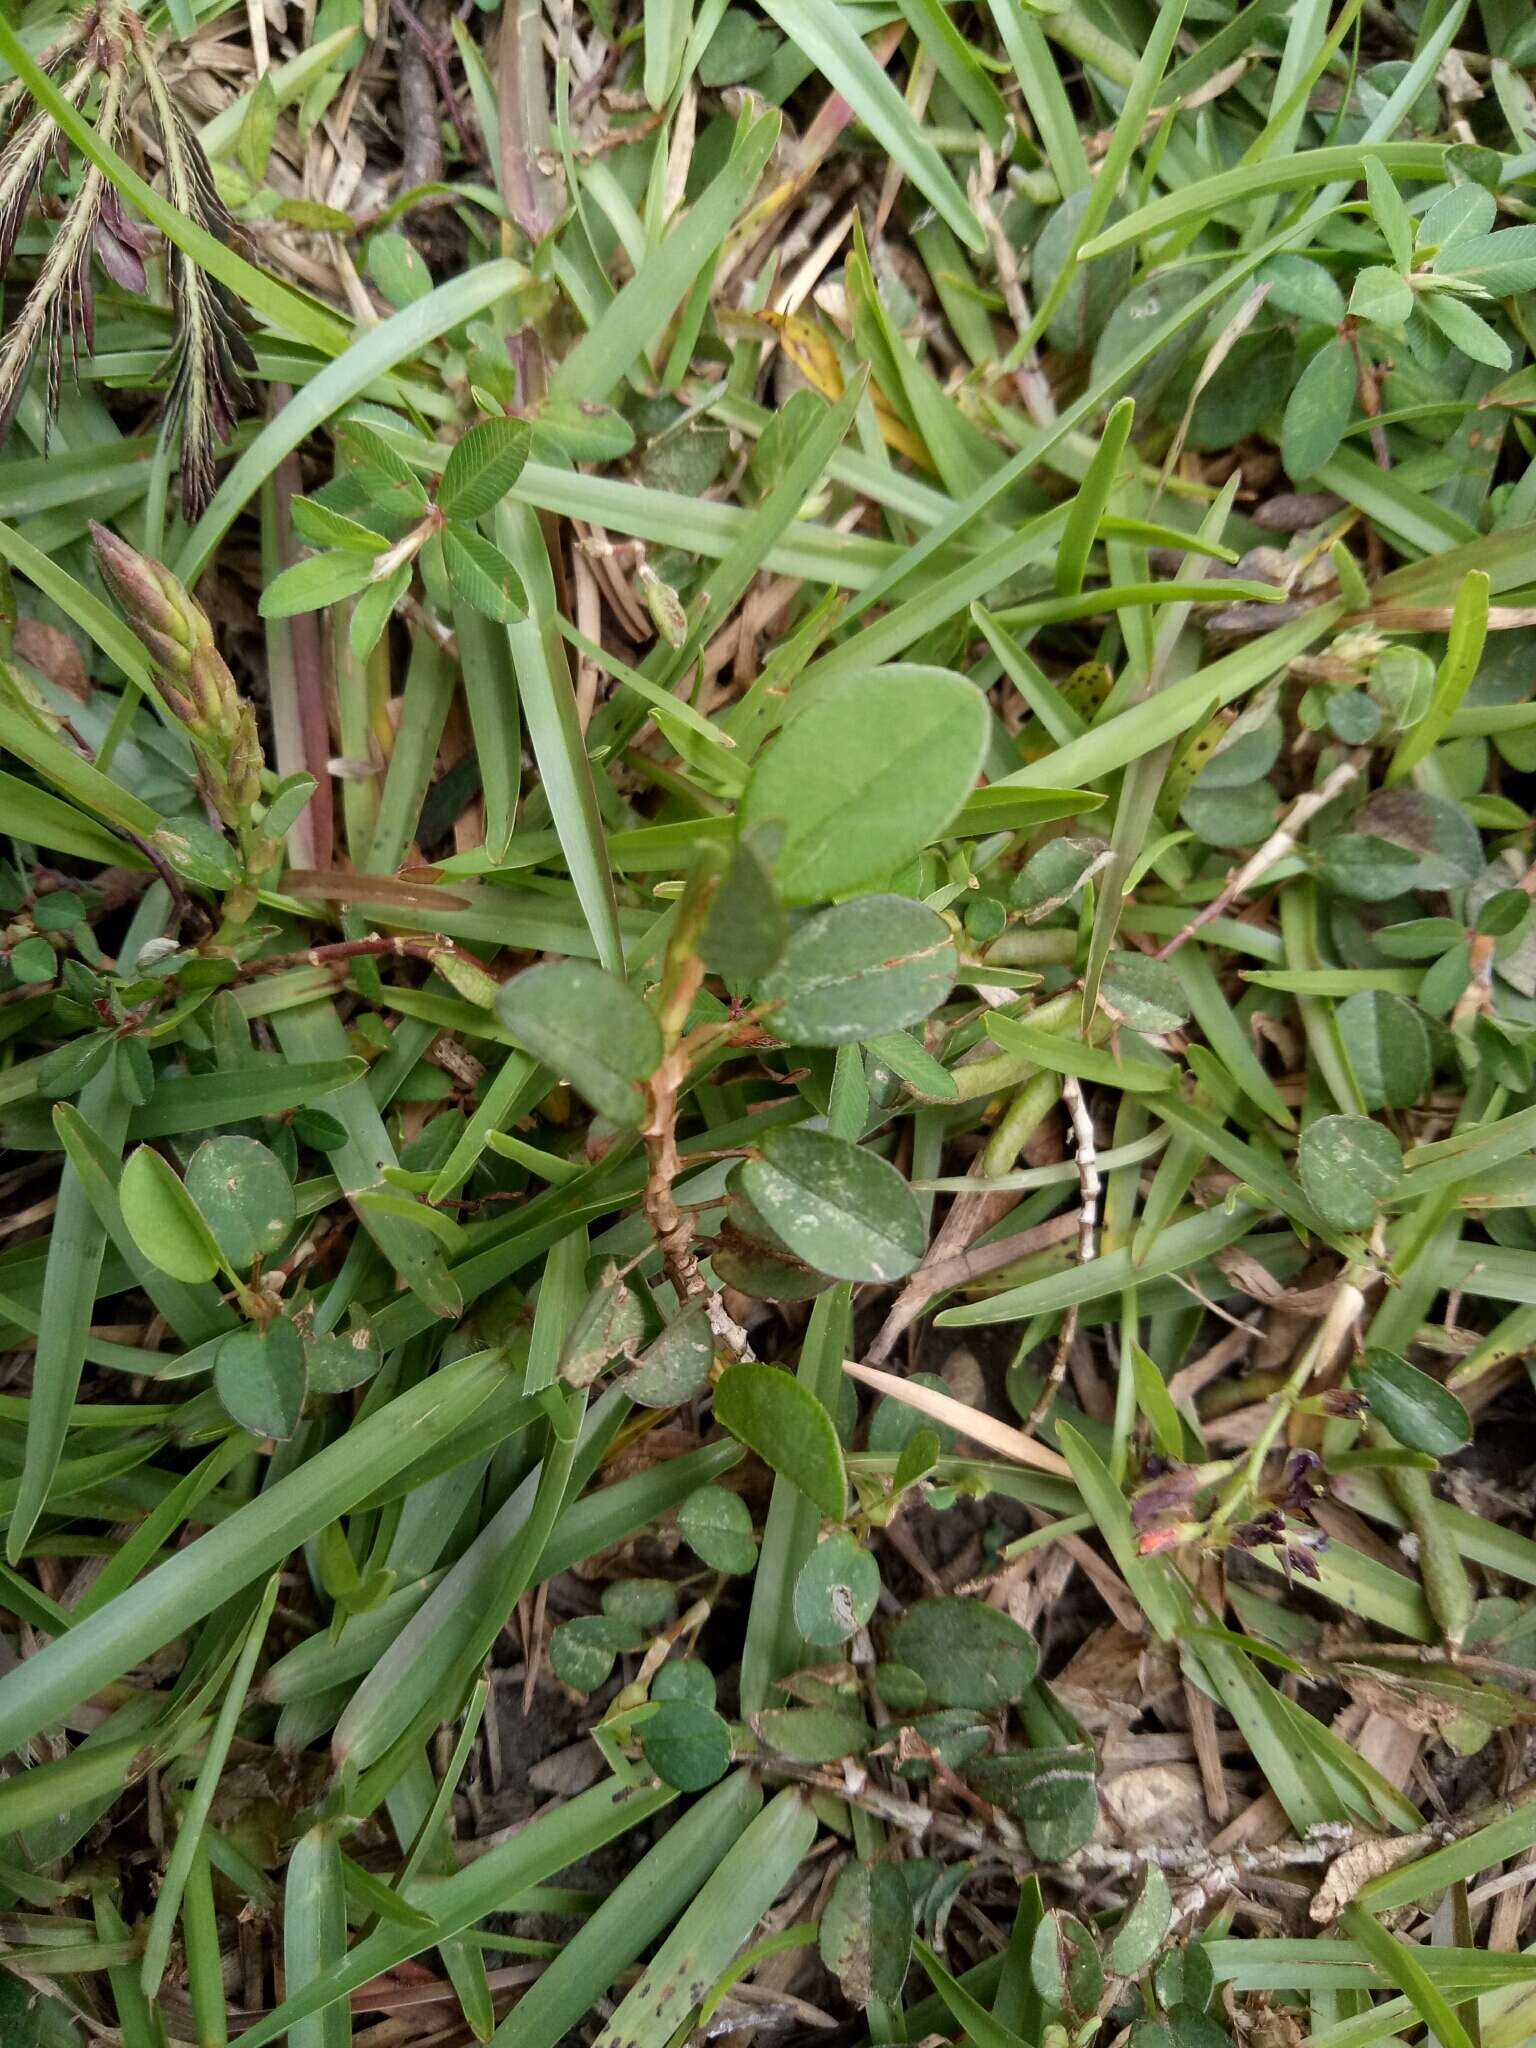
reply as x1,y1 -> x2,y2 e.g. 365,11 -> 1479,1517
1342,317 -> 1391,469
122,829 -> 201,940
227,934 -> 451,979
390,0 -> 479,164
396,2 -> 445,193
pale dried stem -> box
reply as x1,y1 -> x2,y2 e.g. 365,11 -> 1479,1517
1019,1074 -> 1099,1440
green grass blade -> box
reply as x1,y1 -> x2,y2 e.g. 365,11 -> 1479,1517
756,0 -> 984,251
0,1349 -> 507,1757
140,1575 -> 280,2000
8,1063 -> 131,1564
492,500 -> 626,972
238,1777 -> 677,2048
551,110 -> 779,403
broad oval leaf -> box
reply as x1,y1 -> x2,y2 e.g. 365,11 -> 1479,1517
754,1705 -> 870,1763
119,1144 -> 224,1283
550,1614 -> 641,1692
1354,1347 -> 1471,1457
713,1363 -> 846,1518
639,1698 -> 732,1791
306,1324 -> 382,1394
1100,952 -> 1189,1036
620,1302 -> 714,1408
496,961 -> 662,1127
259,550 -> 379,618
437,417 -> 533,521
1155,1940 -> 1216,2016
740,668 -> 988,903
652,1658 -> 716,1707
701,829 -> 787,982
1349,788 -> 1483,893
964,1746 -> 1098,1862
1030,1910 -> 1104,2017
710,1190 -> 834,1302
757,895 -> 957,1046
1348,265 -> 1413,326
1420,290 -> 1511,369
820,1858 -> 912,2010
1434,224 -> 1536,294
1108,1862 -> 1173,1974
1035,188 -> 1136,354
185,1135 -> 295,1272
739,1127 -> 925,1283
1336,990 -> 1430,1111
288,495 -> 389,554
603,1578 -> 675,1631
678,1483 -> 759,1574
1297,1114 -> 1402,1230
1280,337 -> 1355,481
895,1708 -> 991,1778
885,1597 -> 1039,1709
213,1320 -> 307,1441
367,229 -> 434,307
558,1266 -> 646,1388
793,1531 -> 881,1646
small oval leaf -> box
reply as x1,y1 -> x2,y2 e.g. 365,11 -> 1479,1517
1108,1862 -> 1173,1975
213,1320 -> 307,1441
1353,1348 -> 1471,1457
740,668 -> 988,903
119,1145 -> 224,1283
793,1532 -> 881,1647
820,1858 -> 913,2009
185,1135 -> 295,1272
713,1363 -> 846,1518
757,895 -> 957,1046
740,1127 -> 925,1283
885,1598 -> 1039,1709
496,961 -> 662,1128
1297,1114 -> 1402,1231
639,1698 -> 732,1791
677,1484 -> 758,1575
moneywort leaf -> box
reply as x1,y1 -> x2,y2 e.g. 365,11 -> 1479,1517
185,1136 -> 295,1272
714,1364 -> 846,1518
496,961 -> 662,1126
1297,1114 -> 1402,1230
214,1321 -> 307,1441
739,1126 -> 926,1282
757,894 -> 957,1046
821,1858 -> 912,2009
1354,1348 -> 1472,1458
886,1598 -> 1039,1708
740,668 -> 988,902
119,1145 -> 225,1284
